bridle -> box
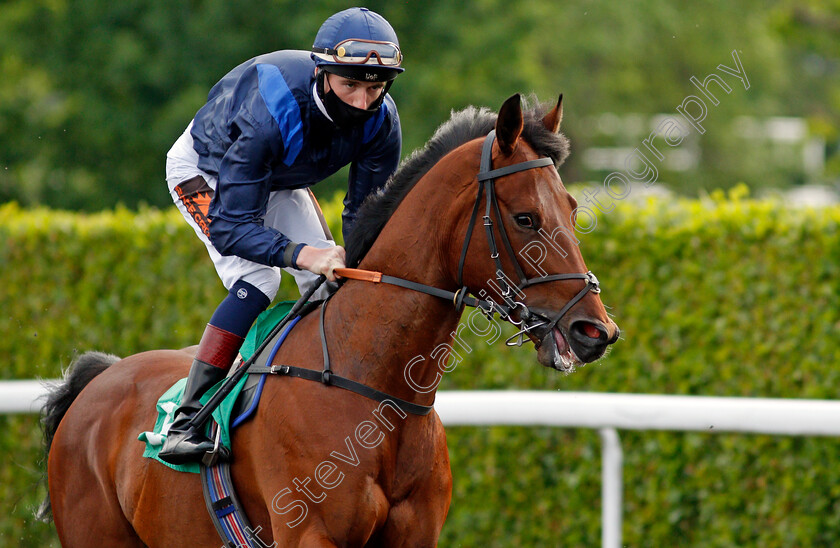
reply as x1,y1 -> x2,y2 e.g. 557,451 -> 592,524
338,129 -> 602,345
246,130 -> 604,418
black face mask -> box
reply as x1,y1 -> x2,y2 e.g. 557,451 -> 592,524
323,88 -> 377,128
317,71 -> 390,129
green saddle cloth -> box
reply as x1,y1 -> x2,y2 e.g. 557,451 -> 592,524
137,300 -> 296,473
239,300 -> 296,361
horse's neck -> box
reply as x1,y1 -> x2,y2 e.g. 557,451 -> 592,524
325,285 -> 460,406
325,169 -> 467,406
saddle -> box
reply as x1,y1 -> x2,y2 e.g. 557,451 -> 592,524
147,278 -> 435,546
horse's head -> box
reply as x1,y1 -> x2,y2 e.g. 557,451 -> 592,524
451,93 -> 619,371
346,93 -> 618,372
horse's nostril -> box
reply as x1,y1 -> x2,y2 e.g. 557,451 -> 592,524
582,323 -> 602,339
573,321 -> 604,340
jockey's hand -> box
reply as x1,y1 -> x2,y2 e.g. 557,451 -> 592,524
295,245 -> 346,282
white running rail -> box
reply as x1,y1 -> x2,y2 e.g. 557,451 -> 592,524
7,383 -> 840,547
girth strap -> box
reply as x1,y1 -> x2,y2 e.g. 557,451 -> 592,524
201,446 -> 263,547
246,363 -> 433,416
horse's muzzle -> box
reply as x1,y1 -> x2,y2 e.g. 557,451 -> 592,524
567,319 -> 619,364
537,326 -> 578,372
527,312 -> 619,372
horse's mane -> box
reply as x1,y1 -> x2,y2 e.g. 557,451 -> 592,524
346,95 -> 571,267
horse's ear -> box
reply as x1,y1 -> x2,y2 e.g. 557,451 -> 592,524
496,93 -> 524,155
542,93 -> 564,133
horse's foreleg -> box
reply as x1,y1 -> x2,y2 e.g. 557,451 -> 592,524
373,461 -> 452,547
269,523 -> 339,548
299,530 -> 340,547
371,498 -> 449,548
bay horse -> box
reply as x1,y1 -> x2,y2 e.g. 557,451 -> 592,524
41,93 -> 619,547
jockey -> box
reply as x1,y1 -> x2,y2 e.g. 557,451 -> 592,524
160,7 -> 404,465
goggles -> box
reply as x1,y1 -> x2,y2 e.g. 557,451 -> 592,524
312,39 -> 403,67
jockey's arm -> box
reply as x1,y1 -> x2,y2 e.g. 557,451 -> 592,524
206,116 -> 300,269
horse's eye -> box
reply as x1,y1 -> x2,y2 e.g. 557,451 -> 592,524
514,213 -> 538,229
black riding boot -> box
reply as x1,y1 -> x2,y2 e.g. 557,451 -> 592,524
158,324 -> 243,465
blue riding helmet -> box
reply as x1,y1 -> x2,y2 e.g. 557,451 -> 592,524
311,7 -> 404,82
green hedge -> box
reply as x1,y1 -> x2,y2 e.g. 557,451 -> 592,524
2,188 -> 839,546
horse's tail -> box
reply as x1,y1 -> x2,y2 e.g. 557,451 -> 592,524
37,351 -> 121,522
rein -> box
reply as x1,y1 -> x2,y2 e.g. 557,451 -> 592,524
332,267 -> 503,314
249,130 -> 603,418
